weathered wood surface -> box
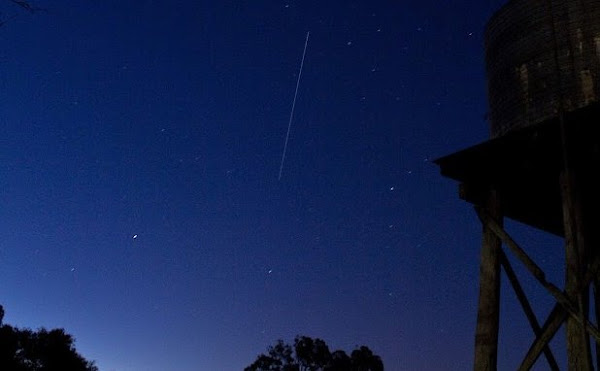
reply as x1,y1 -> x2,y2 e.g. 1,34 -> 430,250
473,190 -> 502,371
560,171 -> 593,371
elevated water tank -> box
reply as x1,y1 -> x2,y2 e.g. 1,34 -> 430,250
485,0 -> 600,137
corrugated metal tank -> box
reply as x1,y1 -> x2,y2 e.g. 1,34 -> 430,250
485,0 -> 600,137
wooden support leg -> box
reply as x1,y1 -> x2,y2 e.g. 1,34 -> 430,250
561,172 -> 593,370
594,278 -> 600,371
474,190 -> 502,371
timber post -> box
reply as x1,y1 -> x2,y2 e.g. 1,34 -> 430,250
561,170 -> 593,370
473,189 -> 502,370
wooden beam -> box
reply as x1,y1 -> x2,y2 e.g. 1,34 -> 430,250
519,305 -> 568,371
519,254 -> 600,370
590,235 -> 600,370
475,207 -> 546,282
594,278 -> 600,371
476,207 -> 600,342
473,190 -> 502,370
560,171 -> 593,370
583,256 -> 600,293
499,250 -> 559,370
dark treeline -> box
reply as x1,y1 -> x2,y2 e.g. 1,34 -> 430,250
246,335 -> 384,371
0,305 -> 97,371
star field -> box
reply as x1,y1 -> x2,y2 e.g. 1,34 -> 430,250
0,1 -> 570,370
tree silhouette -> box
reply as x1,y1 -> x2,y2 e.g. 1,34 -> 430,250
329,350 -> 352,371
245,335 -> 384,371
350,346 -> 384,371
295,336 -> 332,370
0,305 -> 97,371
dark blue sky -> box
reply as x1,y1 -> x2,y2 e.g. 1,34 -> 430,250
0,1 -> 571,370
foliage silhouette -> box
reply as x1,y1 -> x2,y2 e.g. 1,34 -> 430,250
245,335 -> 384,371
0,305 -> 97,371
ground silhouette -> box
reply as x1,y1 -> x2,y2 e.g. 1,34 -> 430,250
0,305 -> 97,371
245,335 -> 384,371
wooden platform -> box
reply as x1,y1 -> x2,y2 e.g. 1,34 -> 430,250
435,102 -> 600,237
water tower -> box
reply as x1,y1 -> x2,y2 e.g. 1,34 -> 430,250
435,0 -> 600,369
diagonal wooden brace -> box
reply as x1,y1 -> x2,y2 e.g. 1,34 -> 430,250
476,207 -> 600,342
499,249 -> 559,370
518,255 -> 600,370
519,304 -> 568,370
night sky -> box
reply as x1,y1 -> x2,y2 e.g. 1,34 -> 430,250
0,1 -> 573,370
